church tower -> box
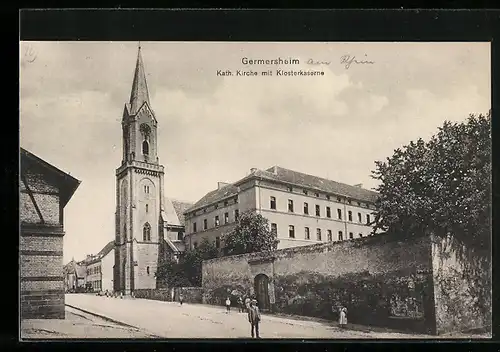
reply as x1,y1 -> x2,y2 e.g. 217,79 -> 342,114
114,44 -> 166,295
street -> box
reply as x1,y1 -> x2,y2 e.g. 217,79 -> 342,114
65,294 -> 434,339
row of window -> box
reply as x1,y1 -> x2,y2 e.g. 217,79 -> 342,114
282,186 -> 373,209
87,266 -> 101,276
188,197 -> 239,219
272,223 -> 366,241
271,197 -> 371,224
192,209 -> 240,233
89,280 -> 102,291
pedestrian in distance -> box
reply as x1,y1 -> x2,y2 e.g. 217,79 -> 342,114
237,296 -> 244,313
244,296 -> 251,312
248,299 -> 261,338
339,306 -> 348,328
179,293 -> 184,306
225,297 -> 231,313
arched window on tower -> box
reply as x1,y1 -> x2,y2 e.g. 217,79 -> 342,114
143,223 -> 151,241
146,204 -> 149,213
142,140 -> 149,155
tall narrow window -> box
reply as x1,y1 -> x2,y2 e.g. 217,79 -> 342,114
327,230 -> 332,242
366,214 -> 371,224
349,232 -> 354,239
146,204 -> 149,213
224,212 -> 229,224
288,199 -> 294,212
315,205 -> 320,217
178,232 -> 183,241
143,223 -> 151,241
215,237 -> 221,248
203,219 -> 208,230
338,231 -> 343,241
348,211 -> 353,222
271,223 -> 277,235
142,140 -> 149,155
304,202 -> 309,215
337,209 -> 342,220
326,207 -> 331,218
193,222 -> 197,233
215,215 -> 220,227
316,228 -> 322,241
235,209 -> 239,220
146,266 -> 150,275
270,196 -> 276,210
358,212 -> 362,223
289,225 -> 295,238
305,227 -> 310,239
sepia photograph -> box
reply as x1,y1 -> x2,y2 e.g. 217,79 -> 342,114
19,40 -> 491,339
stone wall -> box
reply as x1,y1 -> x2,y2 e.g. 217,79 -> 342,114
431,235 -> 491,334
202,234 -> 436,334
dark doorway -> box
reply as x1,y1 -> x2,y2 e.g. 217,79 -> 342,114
254,274 -> 271,311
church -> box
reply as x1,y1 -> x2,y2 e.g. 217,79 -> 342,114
113,45 -> 192,296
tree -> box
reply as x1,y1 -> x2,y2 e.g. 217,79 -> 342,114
371,113 -> 491,319
371,113 -> 491,256
155,237 -> 218,287
222,211 -> 279,255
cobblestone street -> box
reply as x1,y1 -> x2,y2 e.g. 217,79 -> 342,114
65,294 -> 436,339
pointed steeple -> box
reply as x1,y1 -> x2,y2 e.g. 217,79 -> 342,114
129,43 -> 150,115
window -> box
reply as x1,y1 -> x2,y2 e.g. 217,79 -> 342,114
146,204 -> 149,213
347,199 -> 352,205
317,228 -> 322,241
305,227 -> 310,239
224,200 -> 228,207
142,140 -> 149,155
337,197 -> 342,202
338,231 -> 343,241
358,212 -> 362,223
349,232 -> 354,239
215,216 -> 220,227
146,266 -> 150,275
315,205 -> 320,217
178,232 -> 184,241
326,207 -> 331,218
303,189 -> 308,195
326,195 -> 331,200
144,185 -> 150,194
143,223 -> 151,241
215,236 -> 221,248
359,233 -> 363,238
270,196 -> 276,210
193,242 -> 198,249
348,211 -> 353,222
203,219 -> 208,230
327,230 -> 332,241
287,186 -> 293,192
214,204 -> 219,209
224,212 -> 229,224
315,192 -> 320,197
289,225 -> 295,238
193,222 -> 197,233
337,209 -> 342,220
235,209 -> 239,220
288,199 -> 294,212
271,223 -> 277,235
366,214 -> 371,224
303,202 -> 309,215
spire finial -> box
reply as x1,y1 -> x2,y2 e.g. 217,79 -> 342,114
138,41 -> 141,50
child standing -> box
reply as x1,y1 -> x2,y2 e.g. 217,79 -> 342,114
225,297 -> 231,313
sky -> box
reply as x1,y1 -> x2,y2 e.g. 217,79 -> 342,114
19,41 -> 491,263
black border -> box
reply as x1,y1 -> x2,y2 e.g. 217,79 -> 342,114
13,8 -> 500,351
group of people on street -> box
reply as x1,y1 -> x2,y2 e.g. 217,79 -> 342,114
225,295 -> 262,338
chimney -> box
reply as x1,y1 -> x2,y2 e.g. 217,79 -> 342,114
218,182 -> 230,190
354,183 -> 363,188
250,168 -> 257,173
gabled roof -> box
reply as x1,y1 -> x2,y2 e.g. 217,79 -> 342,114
249,166 -> 379,203
171,200 -> 194,226
186,184 -> 239,213
83,241 -> 114,265
20,148 -> 81,207
186,166 -> 379,213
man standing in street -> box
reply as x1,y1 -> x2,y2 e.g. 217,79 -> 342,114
248,299 -> 261,338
